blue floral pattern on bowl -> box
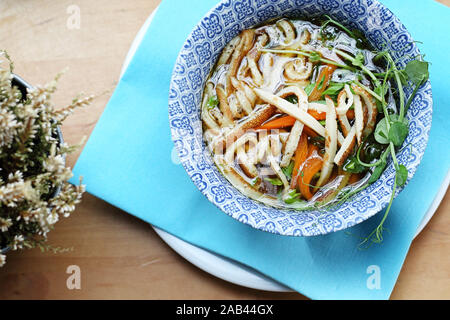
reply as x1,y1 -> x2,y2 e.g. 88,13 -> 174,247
168,0 -> 433,236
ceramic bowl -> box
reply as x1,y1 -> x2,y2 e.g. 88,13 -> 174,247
168,0 -> 432,236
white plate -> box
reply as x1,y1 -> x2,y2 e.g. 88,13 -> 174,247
120,7 -> 449,292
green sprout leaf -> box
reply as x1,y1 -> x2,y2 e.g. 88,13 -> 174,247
304,82 -> 316,96
395,164 -> 408,187
250,177 -> 259,186
265,177 -> 283,186
374,118 -> 390,145
403,59 -> 430,114
317,74 -> 326,90
207,95 -> 219,109
281,161 -> 295,180
388,121 -> 409,147
368,159 -> 388,184
403,59 -> 429,85
352,52 -> 365,68
322,82 -> 345,97
309,51 -> 322,63
283,189 -> 302,204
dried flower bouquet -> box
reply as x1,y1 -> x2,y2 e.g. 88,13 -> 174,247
0,52 -> 91,266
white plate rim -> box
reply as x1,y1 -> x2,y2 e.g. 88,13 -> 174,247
120,7 -> 449,293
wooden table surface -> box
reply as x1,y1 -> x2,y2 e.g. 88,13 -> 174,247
0,0 -> 449,300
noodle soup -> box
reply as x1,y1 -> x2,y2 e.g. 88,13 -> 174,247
201,18 -> 393,209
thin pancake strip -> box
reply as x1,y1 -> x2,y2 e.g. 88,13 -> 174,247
226,30 -> 255,95
353,94 -> 364,145
352,84 -> 378,138
246,33 -> 269,86
216,85 -> 234,127
217,36 -> 241,66
334,126 -> 356,166
316,97 -> 338,187
201,83 -> 220,132
223,103 -> 276,147
335,84 -> 354,115
276,86 -> 309,167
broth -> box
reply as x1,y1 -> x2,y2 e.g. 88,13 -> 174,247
201,18 -> 388,209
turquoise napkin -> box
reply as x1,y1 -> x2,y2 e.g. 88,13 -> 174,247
71,0 -> 450,299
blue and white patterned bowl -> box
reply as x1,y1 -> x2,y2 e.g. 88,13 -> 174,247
168,0 -> 432,236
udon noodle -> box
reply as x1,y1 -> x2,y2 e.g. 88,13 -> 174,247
201,18 -> 390,209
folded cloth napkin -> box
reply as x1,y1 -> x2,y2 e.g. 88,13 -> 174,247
71,0 -> 450,299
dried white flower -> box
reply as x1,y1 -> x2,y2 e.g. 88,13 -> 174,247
0,108 -> 20,147
11,234 -> 24,250
0,217 -> 12,232
0,253 -> 6,267
0,51 -> 89,266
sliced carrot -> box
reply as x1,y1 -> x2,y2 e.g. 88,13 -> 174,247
346,108 -> 355,120
256,113 -> 326,130
306,144 -> 319,158
307,109 -> 326,120
254,111 -> 327,130
254,115 -> 296,130
290,133 -> 309,189
308,64 -> 337,102
298,157 -> 323,200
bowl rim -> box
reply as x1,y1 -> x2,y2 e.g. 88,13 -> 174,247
168,0 -> 433,237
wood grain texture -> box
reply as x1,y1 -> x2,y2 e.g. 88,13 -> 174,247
0,0 -> 448,300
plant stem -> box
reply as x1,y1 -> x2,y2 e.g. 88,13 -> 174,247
333,48 -> 380,86
356,147 -> 389,168
359,174 -> 397,247
323,15 -> 355,39
404,79 -> 423,113
384,53 -> 406,121
353,80 -> 383,102
335,183 -> 370,207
